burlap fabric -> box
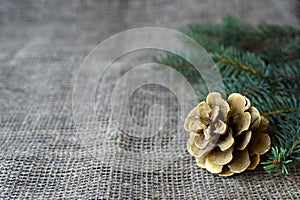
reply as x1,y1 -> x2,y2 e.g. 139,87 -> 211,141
1,1 -> 300,199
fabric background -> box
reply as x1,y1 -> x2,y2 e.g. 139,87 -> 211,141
0,0 -> 300,199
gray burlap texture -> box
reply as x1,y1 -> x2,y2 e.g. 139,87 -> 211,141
1,1 -> 300,199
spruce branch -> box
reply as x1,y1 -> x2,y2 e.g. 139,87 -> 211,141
182,15 -> 300,63
213,54 -> 259,75
155,15 -> 300,175
262,119 -> 300,174
262,108 -> 298,116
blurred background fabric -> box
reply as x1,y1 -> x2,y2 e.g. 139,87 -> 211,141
0,0 -> 300,199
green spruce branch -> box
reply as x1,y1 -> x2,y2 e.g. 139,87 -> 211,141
262,114 -> 300,174
156,15 -> 300,175
182,15 -> 300,63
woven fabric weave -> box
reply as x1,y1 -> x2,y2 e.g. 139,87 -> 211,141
0,1 -> 300,199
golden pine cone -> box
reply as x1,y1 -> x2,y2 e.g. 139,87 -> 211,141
184,92 -> 271,176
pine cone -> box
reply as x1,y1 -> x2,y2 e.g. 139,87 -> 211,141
184,92 -> 271,176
